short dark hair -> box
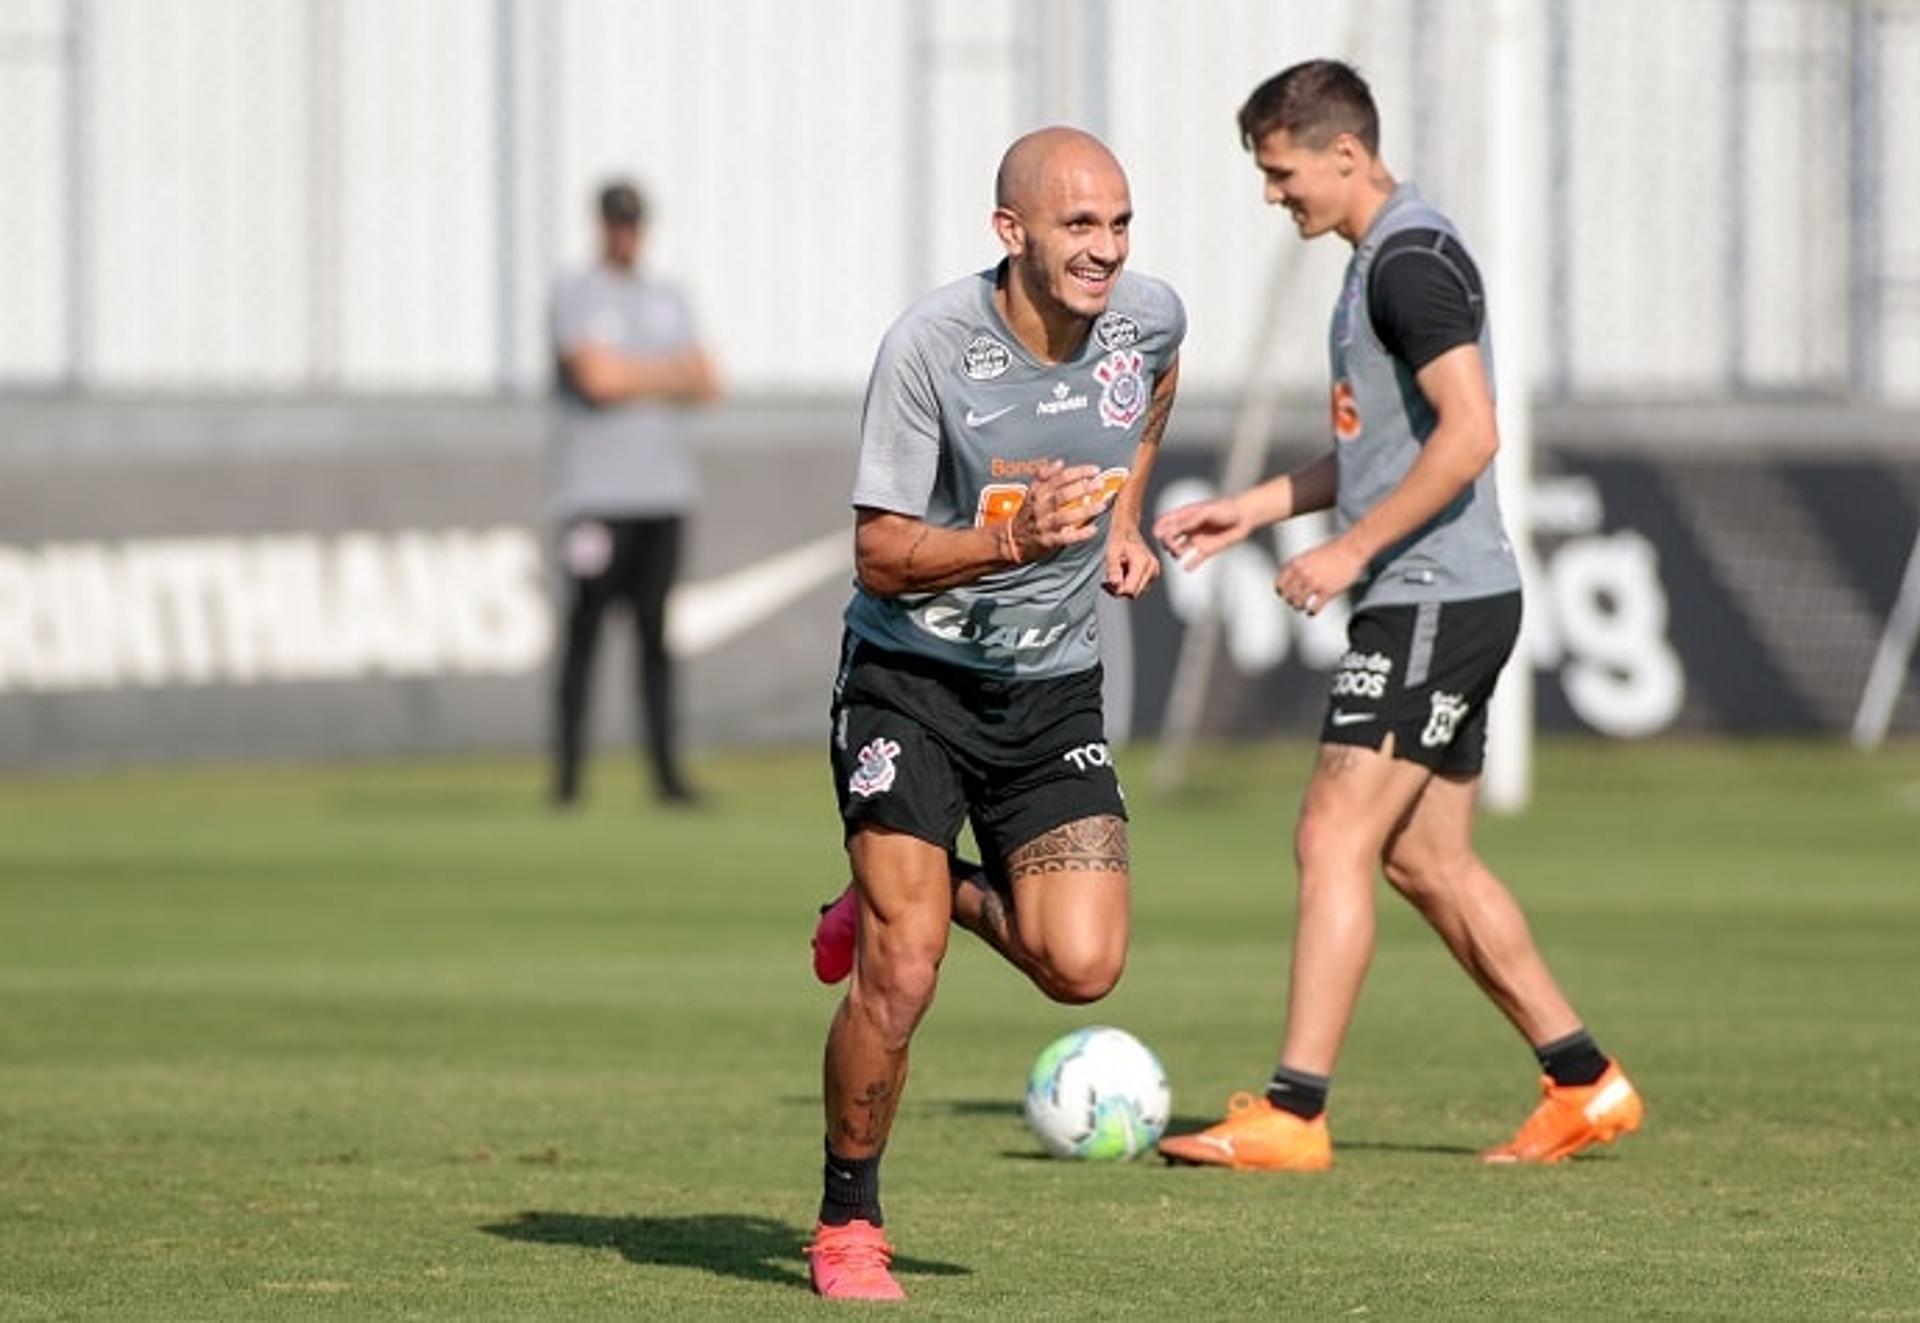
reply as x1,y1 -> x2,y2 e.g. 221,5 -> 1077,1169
1238,59 -> 1380,154
598,180 -> 647,227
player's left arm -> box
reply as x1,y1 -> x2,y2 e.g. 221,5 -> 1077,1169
1103,352 -> 1181,598
1277,346 -> 1495,612
1278,233 -> 1493,614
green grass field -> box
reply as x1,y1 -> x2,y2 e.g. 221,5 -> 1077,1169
3,740 -> 1918,1320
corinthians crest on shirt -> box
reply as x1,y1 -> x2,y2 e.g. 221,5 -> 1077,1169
1095,349 -> 1147,429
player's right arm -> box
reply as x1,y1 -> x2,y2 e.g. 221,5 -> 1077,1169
852,314 -> 1108,598
855,463 -> 1111,597
1152,451 -> 1338,570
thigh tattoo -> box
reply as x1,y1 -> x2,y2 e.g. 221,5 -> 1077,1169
1006,814 -> 1128,883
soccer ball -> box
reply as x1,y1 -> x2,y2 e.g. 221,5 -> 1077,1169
1023,1026 -> 1171,1160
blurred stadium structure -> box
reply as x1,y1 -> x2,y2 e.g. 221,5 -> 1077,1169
5,0 -> 1919,396
0,0 -> 1915,768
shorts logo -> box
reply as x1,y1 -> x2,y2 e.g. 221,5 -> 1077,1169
1094,311 -> 1140,350
1422,692 -> 1470,748
849,737 -> 902,797
964,334 -> 1012,380
1095,349 -> 1146,429
1330,649 -> 1393,700
1062,741 -> 1112,772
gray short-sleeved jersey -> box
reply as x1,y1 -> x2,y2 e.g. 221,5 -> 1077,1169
1331,185 -> 1520,607
549,265 -> 701,521
844,265 -> 1186,679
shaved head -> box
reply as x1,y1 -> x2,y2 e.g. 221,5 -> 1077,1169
995,126 -> 1126,212
987,125 -> 1133,355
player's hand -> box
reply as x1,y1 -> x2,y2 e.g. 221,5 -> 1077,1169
1274,536 -> 1366,615
1008,462 -> 1111,561
1102,523 -> 1160,599
1153,495 -> 1253,570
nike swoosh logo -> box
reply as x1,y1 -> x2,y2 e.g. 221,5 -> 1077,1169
1329,710 -> 1375,726
1583,1076 -> 1634,1122
665,529 -> 850,656
964,404 -> 1017,427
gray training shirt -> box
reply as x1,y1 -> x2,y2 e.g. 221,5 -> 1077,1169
844,264 -> 1186,679
549,265 -> 702,522
1330,185 -> 1521,607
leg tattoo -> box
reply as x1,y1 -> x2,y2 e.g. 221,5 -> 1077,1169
1005,815 -> 1128,884
836,1078 -> 895,1150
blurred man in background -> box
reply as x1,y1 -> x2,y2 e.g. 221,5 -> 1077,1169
806,127 -> 1182,1300
548,179 -> 721,809
1154,59 -> 1641,1172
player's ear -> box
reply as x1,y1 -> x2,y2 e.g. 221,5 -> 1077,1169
991,207 -> 1026,256
1332,134 -> 1357,176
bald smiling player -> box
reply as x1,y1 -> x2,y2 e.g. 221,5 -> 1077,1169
803,127 -> 1184,1301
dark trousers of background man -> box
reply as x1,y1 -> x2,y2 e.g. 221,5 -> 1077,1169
551,514 -> 694,806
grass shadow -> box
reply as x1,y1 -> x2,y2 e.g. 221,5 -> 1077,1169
480,1210 -> 969,1290
938,1098 -> 1023,1119
1331,1139 -> 1480,1157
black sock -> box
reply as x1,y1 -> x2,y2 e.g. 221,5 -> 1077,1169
819,1141 -> 883,1227
1265,1065 -> 1331,1120
1535,1029 -> 1610,1087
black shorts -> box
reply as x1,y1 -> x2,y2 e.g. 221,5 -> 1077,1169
828,633 -> 1126,880
1318,591 -> 1521,774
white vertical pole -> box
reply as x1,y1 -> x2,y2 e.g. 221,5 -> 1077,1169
1851,530 -> 1920,749
1482,0 -> 1541,813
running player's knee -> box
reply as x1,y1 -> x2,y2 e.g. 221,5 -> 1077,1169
850,931 -> 944,1047
1293,803 -> 1353,875
850,958 -> 940,1048
1381,840 -> 1466,903
1038,953 -> 1123,1005
1381,849 -> 1431,901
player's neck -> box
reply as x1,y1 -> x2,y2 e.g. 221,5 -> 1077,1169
993,273 -> 1089,365
1337,165 -> 1400,246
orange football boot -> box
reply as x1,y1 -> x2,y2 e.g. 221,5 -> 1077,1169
1481,1062 -> 1644,1164
1157,1092 -> 1333,1171
806,1218 -> 905,1300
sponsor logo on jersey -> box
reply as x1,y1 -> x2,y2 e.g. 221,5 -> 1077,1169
1035,380 -> 1088,417
988,457 -> 1053,478
1095,349 -> 1147,429
964,334 -> 1013,380
849,736 -> 902,797
915,603 -> 1070,652
1094,311 -> 1140,350
1331,378 -> 1362,442
1421,691 -> 1471,747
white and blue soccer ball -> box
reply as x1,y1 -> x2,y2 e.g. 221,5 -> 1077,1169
1023,1026 -> 1171,1161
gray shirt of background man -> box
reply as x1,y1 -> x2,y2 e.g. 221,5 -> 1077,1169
1332,184 -> 1520,608
549,266 -> 703,521
845,264 -> 1186,679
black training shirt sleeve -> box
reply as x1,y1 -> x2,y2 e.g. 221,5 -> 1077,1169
1367,228 -> 1485,372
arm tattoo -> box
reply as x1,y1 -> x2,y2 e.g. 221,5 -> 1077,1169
902,526 -> 932,585
1138,376 -> 1176,449
1005,814 -> 1128,883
